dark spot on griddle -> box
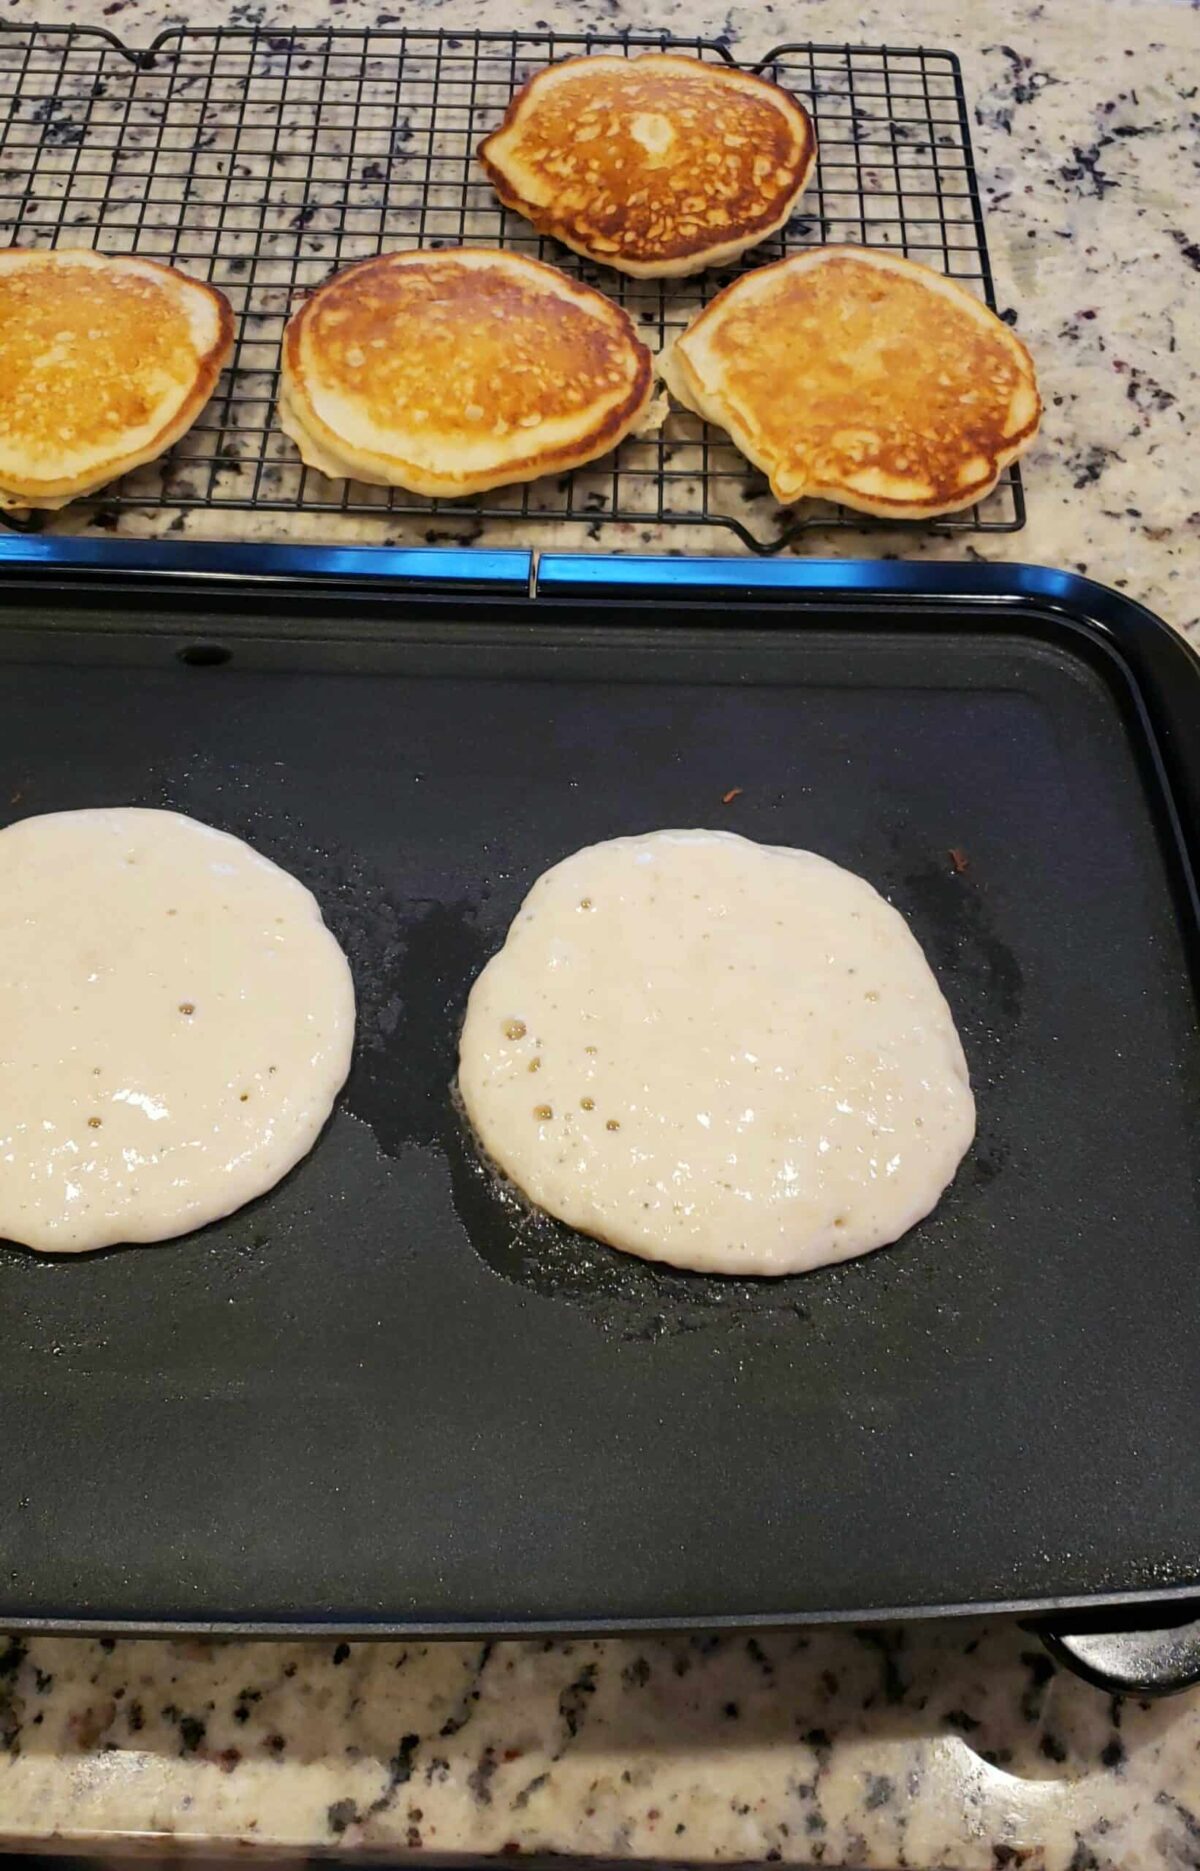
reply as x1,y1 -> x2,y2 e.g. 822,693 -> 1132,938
0,1640 -> 25,1681
969,1150 -> 1005,1191
723,1700 -> 740,1719
332,1642 -> 350,1665
622,1656 -> 651,1688
864,1773 -> 895,1809
945,1706 -> 982,1732
1100,1737 -> 1125,1769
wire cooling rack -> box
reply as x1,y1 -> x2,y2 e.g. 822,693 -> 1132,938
0,26 -> 1026,551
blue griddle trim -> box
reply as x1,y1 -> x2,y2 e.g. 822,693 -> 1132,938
0,535 -> 532,589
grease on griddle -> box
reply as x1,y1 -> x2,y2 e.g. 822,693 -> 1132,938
447,1078 -> 823,1342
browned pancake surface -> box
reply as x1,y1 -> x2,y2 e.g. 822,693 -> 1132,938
289,251 -> 646,451
0,256 -> 227,480
479,57 -> 813,269
690,254 -> 1039,509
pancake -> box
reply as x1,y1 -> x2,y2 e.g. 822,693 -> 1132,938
659,247 -> 1041,516
478,54 -> 816,278
279,247 -> 656,497
0,808 -> 355,1255
457,829 -> 975,1278
0,248 -> 233,512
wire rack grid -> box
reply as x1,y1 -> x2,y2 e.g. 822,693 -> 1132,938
0,25 -> 1026,552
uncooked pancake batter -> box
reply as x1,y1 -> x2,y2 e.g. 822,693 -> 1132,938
458,829 -> 974,1276
0,807 -> 355,1254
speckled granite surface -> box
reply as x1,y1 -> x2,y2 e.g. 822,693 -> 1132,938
5,1623 -> 1200,1870
2,3 -> 1199,1869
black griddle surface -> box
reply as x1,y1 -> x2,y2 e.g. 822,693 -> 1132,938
1,593 -> 1198,1631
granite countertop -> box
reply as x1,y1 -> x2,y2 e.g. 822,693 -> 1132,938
2,2 -> 1199,1868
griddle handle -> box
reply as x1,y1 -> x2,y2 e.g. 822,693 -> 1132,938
1037,1602 -> 1200,1697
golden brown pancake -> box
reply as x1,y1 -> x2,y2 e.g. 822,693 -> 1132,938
0,248 -> 233,512
660,247 -> 1041,516
478,54 -> 816,278
279,246 -> 656,498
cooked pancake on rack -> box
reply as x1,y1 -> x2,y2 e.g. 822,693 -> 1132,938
659,247 -> 1042,517
477,54 -> 816,278
0,247 -> 233,513
279,246 -> 656,498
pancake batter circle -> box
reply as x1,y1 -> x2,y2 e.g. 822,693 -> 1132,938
0,807 -> 356,1254
457,829 -> 975,1277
